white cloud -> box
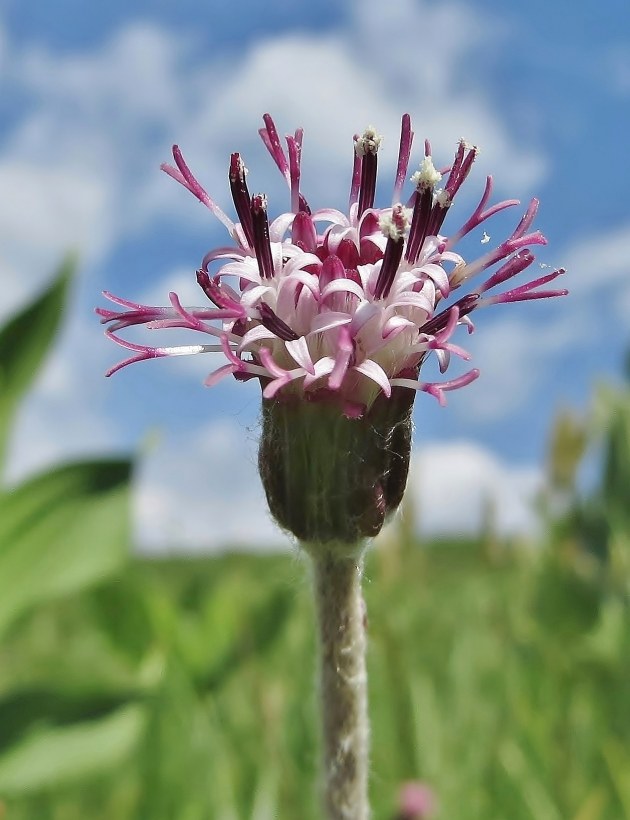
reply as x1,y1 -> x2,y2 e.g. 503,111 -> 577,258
560,222 -> 630,300
0,162 -> 113,324
5,400 -> 118,485
449,219 -> 629,407
450,312 -> 574,422
0,22 -> 193,321
189,0 -> 546,203
407,440 -> 543,537
139,265 -> 203,307
0,259 -> 29,320
0,1 -> 549,317
136,417 -> 281,553
4,309 -> 121,484
0,162 -> 108,250
18,24 -> 186,123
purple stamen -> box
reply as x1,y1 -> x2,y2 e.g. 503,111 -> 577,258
392,114 -> 414,204
374,234 -> 405,300
349,134 -> 361,209
406,187 -> 433,264
259,113 -> 290,182
286,134 -> 302,214
251,194 -> 275,279
161,146 -> 234,232
357,152 -> 377,217
196,269 -> 246,316
229,153 -> 254,247
479,250 -> 535,293
355,129 -> 381,218
483,268 -> 567,305
259,303 -> 299,341
421,293 -> 480,336
444,140 -> 478,200
425,197 -> 450,239
447,176 -> 520,246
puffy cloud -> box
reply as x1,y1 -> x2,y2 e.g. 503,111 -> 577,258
189,0 -> 546,202
17,24 -> 187,124
560,222 -> 630,304
458,313 -> 575,422
136,418 -> 280,553
0,162 -> 113,323
2,0 -> 549,298
407,440 -> 543,537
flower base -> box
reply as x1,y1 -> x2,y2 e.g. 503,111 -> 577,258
258,389 -> 414,546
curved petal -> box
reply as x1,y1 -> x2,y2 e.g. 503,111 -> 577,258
308,311 -> 353,335
239,284 -> 275,308
216,261 -> 261,283
387,291 -> 434,313
320,278 -> 366,301
311,208 -> 351,227
269,211 -> 295,242
353,359 -> 392,397
238,324 -> 276,350
382,315 -> 415,339
303,356 -> 335,389
285,336 -> 316,374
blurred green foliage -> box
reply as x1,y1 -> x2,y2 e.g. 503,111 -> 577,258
1,269 -> 629,818
2,538 -> 630,819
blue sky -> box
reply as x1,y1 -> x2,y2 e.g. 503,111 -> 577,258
2,0 -> 629,551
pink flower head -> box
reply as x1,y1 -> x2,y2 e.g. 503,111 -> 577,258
98,114 -> 566,419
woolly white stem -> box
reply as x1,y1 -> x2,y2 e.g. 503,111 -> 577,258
310,548 -> 370,820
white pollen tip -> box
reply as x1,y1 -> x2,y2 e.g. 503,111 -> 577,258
379,205 -> 410,240
410,156 -> 442,190
354,125 -> 383,157
435,189 -> 451,208
459,138 -> 479,153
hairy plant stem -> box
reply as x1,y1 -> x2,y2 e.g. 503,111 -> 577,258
309,546 -> 369,820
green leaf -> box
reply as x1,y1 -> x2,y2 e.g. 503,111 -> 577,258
0,703 -> 146,795
0,458 -> 132,637
0,687 -> 144,755
0,255 -> 75,471
89,575 -> 156,662
199,585 -> 293,691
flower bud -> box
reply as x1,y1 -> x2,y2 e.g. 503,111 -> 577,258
258,388 -> 414,548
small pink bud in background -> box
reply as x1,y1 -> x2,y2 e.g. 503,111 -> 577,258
395,781 -> 438,819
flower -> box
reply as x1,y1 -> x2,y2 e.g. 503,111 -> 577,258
395,781 -> 438,819
98,114 -> 566,545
